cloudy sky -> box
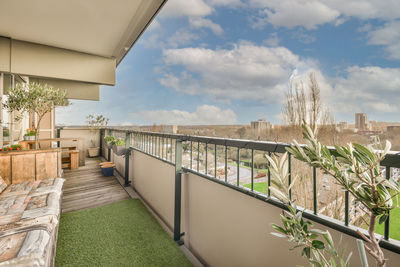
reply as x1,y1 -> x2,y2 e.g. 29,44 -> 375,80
56,0 -> 400,126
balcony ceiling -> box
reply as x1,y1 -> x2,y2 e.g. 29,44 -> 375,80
0,0 -> 166,64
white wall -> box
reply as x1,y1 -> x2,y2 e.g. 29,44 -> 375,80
60,127 -> 99,157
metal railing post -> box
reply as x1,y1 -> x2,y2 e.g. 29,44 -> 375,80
124,132 -> 131,187
384,166 -> 391,240
99,129 -> 103,157
107,129 -> 111,161
174,139 -> 184,245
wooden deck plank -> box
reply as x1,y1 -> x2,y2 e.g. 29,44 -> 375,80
61,158 -> 130,213
63,181 -> 120,193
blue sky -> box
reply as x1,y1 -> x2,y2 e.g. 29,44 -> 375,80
57,0 -> 400,126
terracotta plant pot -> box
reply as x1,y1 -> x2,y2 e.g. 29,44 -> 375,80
87,147 -> 100,157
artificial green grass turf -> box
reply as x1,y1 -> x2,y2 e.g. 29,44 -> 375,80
243,182 -> 268,194
374,198 -> 400,241
55,199 -> 192,267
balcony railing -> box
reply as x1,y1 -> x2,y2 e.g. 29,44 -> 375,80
101,127 -> 400,255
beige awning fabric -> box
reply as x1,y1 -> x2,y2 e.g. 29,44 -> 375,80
29,78 -> 100,101
0,38 -> 115,85
0,0 -> 166,89
0,0 -> 166,65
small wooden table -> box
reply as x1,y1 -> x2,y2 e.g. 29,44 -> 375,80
62,149 -> 79,170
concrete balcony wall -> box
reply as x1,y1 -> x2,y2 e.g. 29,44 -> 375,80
130,149 -> 400,267
60,127 -> 100,157
111,153 -> 126,178
131,150 -> 175,230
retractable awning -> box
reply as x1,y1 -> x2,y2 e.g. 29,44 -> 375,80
0,0 -> 166,99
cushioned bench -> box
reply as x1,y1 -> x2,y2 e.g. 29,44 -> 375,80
0,177 -> 64,266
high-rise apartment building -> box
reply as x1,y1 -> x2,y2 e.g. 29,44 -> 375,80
355,113 -> 368,130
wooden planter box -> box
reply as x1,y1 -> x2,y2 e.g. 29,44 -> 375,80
0,148 -> 62,185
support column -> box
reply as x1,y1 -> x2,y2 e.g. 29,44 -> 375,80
107,129 -> 111,161
99,129 -> 103,157
9,75 -> 14,145
124,132 -> 131,187
174,139 -> 183,245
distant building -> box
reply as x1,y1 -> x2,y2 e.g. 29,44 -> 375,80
250,119 -> 271,138
355,113 -> 369,131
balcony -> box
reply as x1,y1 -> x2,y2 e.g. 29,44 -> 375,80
54,126 -> 400,266
1,1 -> 400,266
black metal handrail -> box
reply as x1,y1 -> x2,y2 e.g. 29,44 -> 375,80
103,127 -> 400,253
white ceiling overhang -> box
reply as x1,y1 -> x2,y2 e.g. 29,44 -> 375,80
0,0 -> 166,87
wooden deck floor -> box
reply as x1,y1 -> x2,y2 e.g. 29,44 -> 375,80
61,157 -> 130,213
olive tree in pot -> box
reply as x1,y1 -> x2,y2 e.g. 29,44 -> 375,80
268,123 -> 399,267
86,114 -> 109,157
5,82 -> 69,149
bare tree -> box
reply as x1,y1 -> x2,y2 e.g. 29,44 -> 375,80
282,72 -> 333,129
283,89 -> 296,126
295,81 -> 307,126
308,72 -> 321,130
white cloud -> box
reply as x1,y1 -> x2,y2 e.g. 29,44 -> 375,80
367,20 -> 400,60
160,43 -> 316,102
142,29 -> 200,49
332,66 -> 400,113
158,41 -> 400,118
166,29 -> 200,48
292,30 -> 316,44
130,105 -> 237,125
255,1 -> 340,30
366,102 -> 398,113
141,33 -> 162,49
324,0 -> 400,21
207,0 -> 244,6
189,17 -> 223,35
249,0 -> 400,29
147,19 -> 160,31
161,0 -> 214,18
161,0 -> 243,18
263,32 -> 280,46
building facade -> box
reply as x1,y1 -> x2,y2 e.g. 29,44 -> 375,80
355,113 -> 369,130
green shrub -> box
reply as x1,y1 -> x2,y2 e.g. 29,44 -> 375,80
112,138 -> 125,146
104,136 -> 115,143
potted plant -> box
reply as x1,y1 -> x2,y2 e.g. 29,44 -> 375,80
23,128 -> 36,141
269,123 -> 400,267
86,114 -> 109,157
111,138 -> 126,156
0,144 -> 22,152
104,136 -> 115,148
5,82 -> 69,149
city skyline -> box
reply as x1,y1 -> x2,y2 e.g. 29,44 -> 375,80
56,0 -> 400,126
